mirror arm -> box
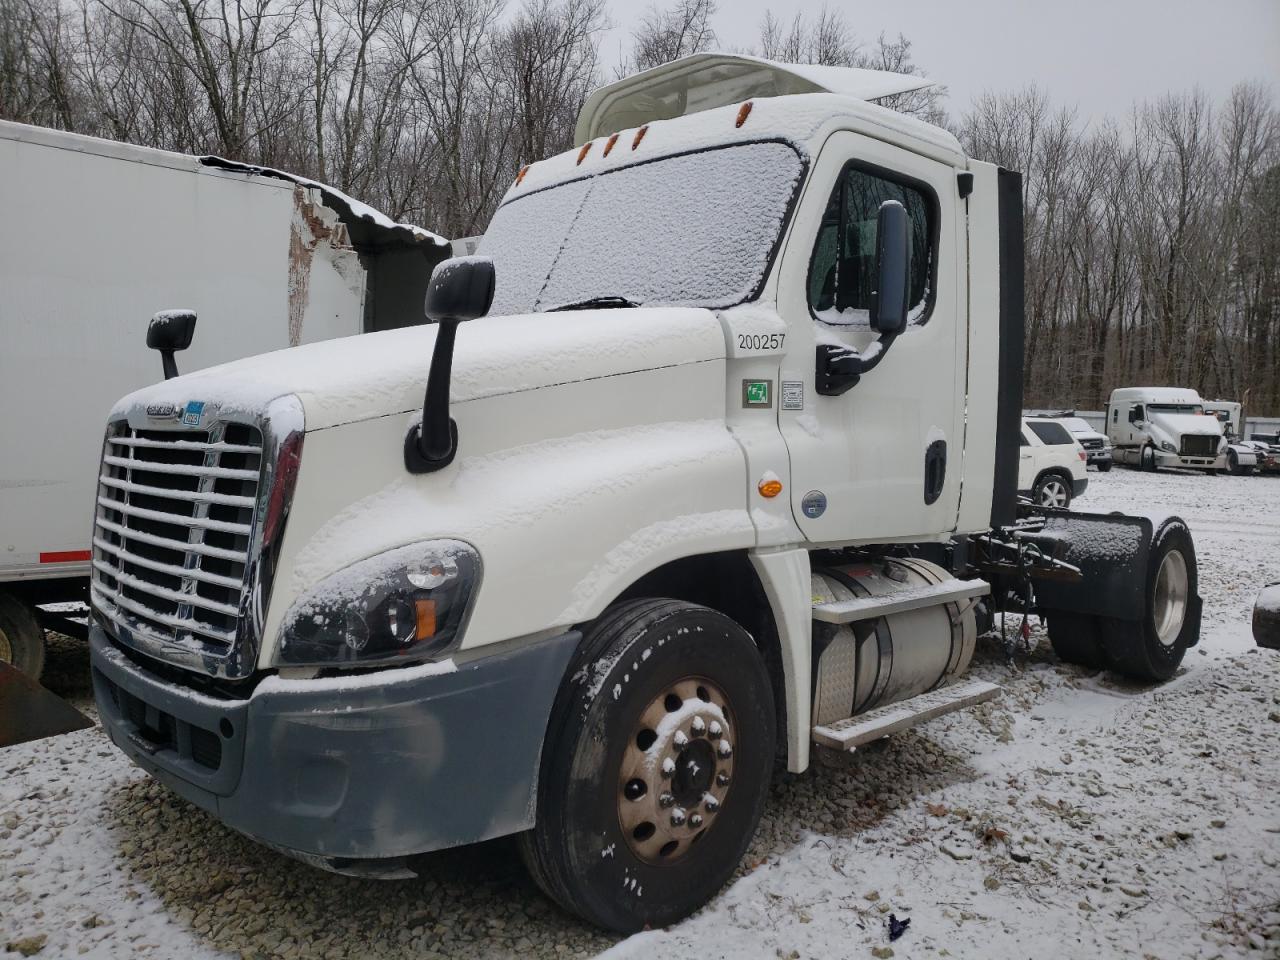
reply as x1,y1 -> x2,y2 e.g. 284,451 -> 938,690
815,331 -> 899,396
404,318 -> 460,474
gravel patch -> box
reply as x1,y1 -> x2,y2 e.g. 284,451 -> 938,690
2,468 -> 1278,959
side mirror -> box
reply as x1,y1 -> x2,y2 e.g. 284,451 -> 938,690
147,309 -> 197,380
425,256 -> 495,324
406,257 -> 496,473
869,200 -> 910,336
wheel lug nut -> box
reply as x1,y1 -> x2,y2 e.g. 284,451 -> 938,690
673,731 -> 689,749
659,792 -> 675,809
689,814 -> 704,829
704,796 -> 720,813
661,757 -> 675,778
717,740 -> 732,759
690,717 -> 706,736
670,808 -> 687,827
708,720 -> 722,738
716,771 -> 730,786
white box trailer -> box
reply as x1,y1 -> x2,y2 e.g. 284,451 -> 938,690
0,120 -> 449,675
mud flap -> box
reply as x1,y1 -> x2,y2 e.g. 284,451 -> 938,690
1255,584 -> 1280,650
0,660 -> 94,747
1022,511 -> 1153,620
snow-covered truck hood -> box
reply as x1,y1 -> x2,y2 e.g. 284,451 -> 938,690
110,307 -> 727,431
1148,412 -> 1223,440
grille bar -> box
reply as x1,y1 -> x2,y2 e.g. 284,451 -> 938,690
98,474 -> 256,509
102,454 -> 259,482
97,495 -> 253,536
92,560 -> 242,617
92,583 -> 238,643
92,536 -> 244,590
110,435 -> 263,455
96,515 -> 248,563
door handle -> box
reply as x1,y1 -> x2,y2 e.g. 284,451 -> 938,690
924,439 -> 947,505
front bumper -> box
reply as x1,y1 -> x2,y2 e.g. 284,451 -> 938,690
1085,449 -> 1112,468
1154,451 -> 1221,470
91,625 -> 579,868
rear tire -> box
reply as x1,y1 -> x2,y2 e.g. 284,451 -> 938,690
0,593 -> 46,680
1047,613 -> 1104,669
521,599 -> 775,932
1100,519 -> 1198,682
1034,472 -> 1072,509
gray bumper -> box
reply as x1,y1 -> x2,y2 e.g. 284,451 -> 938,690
90,624 -> 579,866
1072,477 -> 1089,497
1086,450 -> 1111,467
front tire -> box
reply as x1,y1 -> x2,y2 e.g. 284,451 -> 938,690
1140,445 -> 1157,472
521,599 -> 776,932
0,593 -> 46,679
1100,519 -> 1198,681
1097,461 -> 1113,473
1034,472 -> 1072,509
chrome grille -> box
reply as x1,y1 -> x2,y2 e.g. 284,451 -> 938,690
91,421 -> 263,656
1179,435 -> 1219,458
1080,438 -> 1104,451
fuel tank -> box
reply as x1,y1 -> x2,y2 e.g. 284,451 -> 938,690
810,557 -> 979,725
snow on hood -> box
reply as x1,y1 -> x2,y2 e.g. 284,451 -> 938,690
1148,412 -> 1223,438
111,307 -> 726,431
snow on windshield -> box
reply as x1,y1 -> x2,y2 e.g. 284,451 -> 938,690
480,141 -> 804,315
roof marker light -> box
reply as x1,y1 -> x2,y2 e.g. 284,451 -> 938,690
632,125 -> 649,150
603,132 -> 620,157
576,142 -> 592,165
515,164 -> 530,186
735,101 -> 753,128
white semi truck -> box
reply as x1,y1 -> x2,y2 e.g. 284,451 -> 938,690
0,120 -> 449,678
87,55 -> 1203,931
1105,386 -> 1232,472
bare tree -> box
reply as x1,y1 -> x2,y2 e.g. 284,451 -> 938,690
624,0 -> 715,74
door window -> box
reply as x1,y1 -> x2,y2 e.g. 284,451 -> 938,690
807,162 -> 937,327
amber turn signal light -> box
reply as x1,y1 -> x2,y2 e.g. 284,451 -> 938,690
758,477 -> 783,498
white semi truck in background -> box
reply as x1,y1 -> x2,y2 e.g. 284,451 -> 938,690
85,55 -> 1203,932
1105,386 -> 1234,472
0,120 -> 450,677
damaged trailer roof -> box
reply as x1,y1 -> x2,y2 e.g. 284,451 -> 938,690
200,156 -> 447,254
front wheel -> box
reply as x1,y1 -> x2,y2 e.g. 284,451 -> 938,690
521,599 -> 776,932
1034,473 -> 1072,509
1100,519 -> 1198,681
1097,461 -> 1113,473
0,593 -> 46,679
1140,445 -> 1158,472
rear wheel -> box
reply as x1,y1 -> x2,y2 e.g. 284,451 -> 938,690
521,599 -> 775,932
1034,472 -> 1072,509
1100,519 -> 1197,681
0,593 -> 46,679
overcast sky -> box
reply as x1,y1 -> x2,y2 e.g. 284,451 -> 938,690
599,0 -> 1279,124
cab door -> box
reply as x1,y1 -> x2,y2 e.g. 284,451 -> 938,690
776,131 -> 966,544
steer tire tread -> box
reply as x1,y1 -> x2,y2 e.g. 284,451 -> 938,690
521,598 -> 775,932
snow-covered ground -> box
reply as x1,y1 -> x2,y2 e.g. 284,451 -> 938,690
2,468 -> 1278,959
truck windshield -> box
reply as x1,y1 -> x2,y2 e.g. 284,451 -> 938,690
1148,404 -> 1206,415
479,141 -> 805,315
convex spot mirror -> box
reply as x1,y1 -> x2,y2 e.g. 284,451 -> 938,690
147,309 -> 197,380
869,200 -> 910,336
425,256 -> 496,324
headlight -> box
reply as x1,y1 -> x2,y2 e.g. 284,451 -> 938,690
1160,441 -> 1176,452
276,540 -> 480,667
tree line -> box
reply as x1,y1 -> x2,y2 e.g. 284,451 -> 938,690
1,0 -> 1275,413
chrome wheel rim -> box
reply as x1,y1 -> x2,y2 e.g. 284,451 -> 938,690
1040,479 -> 1068,508
1152,549 -> 1189,647
617,677 -> 735,864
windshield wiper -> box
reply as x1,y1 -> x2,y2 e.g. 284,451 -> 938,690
546,296 -> 641,312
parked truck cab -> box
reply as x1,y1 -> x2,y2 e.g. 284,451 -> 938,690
1106,386 -> 1227,472
88,55 -> 1202,932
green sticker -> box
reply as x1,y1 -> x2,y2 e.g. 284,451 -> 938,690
742,379 -> 772,408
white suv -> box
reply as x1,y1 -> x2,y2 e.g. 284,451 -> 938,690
1019,418 -> 1089,508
